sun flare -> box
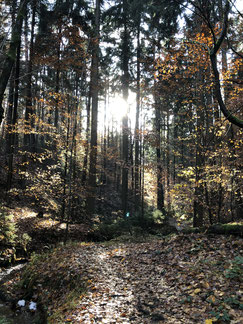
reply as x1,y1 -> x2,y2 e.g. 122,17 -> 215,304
110,96 -> 128,121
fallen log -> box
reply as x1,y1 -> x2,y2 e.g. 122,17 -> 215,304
181,223 -> 243,237
206,223 -> 243,237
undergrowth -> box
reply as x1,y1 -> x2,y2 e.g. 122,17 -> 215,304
89,208 -> 166,241
0,206 -> 32,265
18,243 -> 87,323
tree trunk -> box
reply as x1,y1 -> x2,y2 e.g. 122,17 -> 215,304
155,101 -> 164,212
24,0 -> 36,151
209,0 -> 243,128
86,0 -> 100,216
121,0 -> 129,217
6,41 -> 21,191
82,84 -> 91,185
0,0 -> 28,125
134,19 -> 141,211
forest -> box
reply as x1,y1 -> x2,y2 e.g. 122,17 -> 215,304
0,0 -> 242,323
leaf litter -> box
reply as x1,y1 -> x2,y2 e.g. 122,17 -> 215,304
5,234 -> 243,323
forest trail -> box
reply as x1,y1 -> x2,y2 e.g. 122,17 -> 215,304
44,235 -> 242,324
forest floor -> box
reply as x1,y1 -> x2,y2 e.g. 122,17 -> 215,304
2,232 -> 242,324
0,197 -> 242,323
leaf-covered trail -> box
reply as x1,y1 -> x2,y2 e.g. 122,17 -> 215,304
61,235 -> 242,324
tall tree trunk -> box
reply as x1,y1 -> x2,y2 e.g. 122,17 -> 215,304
24,0 -> 36,151
103,78 -> 108,186
134,18 -> 141,211
54,26 -> 61,129
6,41 -> 21,191
156,102 -> 164,212
209,0 -> 243,128
0,0 -> 28,124
61,96 -> 71,220
121,0 -> 129,217
193,102 -> 205,226
86,0 -> 100,216
82,85 -> 91,185
166,111 -> 170,207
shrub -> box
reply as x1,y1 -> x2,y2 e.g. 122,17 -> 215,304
89,208 -> 166,241
0,207 -> 31,264
225,256 -> 243,281
0,208 -> 16,245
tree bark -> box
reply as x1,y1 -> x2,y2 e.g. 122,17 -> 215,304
134,17 -> 141,210
209,0 -> 243,128
121,0 -> 129,217
0,0 -> 28,125
86,0 -> 100,216
24,0 -> 36,151
6,41 -> 21,191
155,101 -> 164,212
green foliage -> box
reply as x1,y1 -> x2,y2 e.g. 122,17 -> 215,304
0,207 -> 32,264
0,209 -> 16,245
179,295 -> 193,304
0,317 -> 12,324
224,295 -> 243,310
210,306 -> 230,322
18,233 -> 32,252
90,209 -> 165,241
91,220 -> 123,241
225,256 -> 243,281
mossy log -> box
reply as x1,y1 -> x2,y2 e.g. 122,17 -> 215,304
181,223 -> 243,237
206,223 -> 243,237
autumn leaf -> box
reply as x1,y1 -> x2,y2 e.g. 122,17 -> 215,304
205,320 -> 213,324
205,319 -> 217,324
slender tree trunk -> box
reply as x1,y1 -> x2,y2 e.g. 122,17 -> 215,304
141,115 -> 145,219
0,0 -> 28,124
166,111 -> 170,207
86,0 -> 100,216
61,97 -> 71,220
82,86 -> 91,185
103,78 -> 108,186
204,183 -> 213,225
121,0 -> 129,217
193,106 -> 205,227
54,27 -> 61,129
156,104 -> 164,212
134,19 -> 141,211
209,1 -> 243,128
5,72 -> 15,157
6,41 -> 21,191
24,0 -> 36,151
193,156 -> 204,227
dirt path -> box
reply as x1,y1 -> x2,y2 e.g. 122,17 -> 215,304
63,235 -> 242,323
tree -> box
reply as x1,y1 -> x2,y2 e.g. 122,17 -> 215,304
86,0 -> 100,216
0,0 -> 28,125
188,0 -> 243,128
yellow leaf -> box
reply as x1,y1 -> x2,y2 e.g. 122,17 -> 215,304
194,288 -> 201,294
205,319 -> 217,324
207,295 -> 216,304
203,281 -> 210,289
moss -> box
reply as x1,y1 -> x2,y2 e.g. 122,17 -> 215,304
207,223 -> 243,237
17,243 -> 87,323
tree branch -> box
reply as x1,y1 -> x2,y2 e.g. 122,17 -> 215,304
209,0 -> 243,128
